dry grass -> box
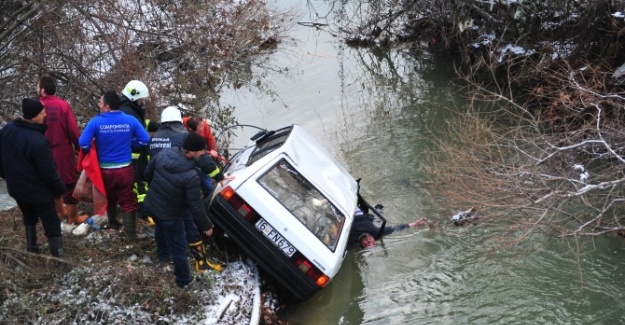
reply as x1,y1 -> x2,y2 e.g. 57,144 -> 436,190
0,204 -> 285,324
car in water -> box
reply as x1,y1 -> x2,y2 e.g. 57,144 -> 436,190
207,125 -> 360,300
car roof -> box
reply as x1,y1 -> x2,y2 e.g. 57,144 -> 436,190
277,125 -> 358,217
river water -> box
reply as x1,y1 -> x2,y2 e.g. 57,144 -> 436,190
219,1 -> 625,324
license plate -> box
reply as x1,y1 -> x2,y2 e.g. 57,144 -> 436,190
255,218 -> 296,257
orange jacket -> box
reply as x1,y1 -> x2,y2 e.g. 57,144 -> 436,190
182,116 -> 217,151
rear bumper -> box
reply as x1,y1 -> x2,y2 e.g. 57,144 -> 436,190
208,195 -> 320,300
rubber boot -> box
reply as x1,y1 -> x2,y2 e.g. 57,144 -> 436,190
66,204 -> 89,225
189,241 -> 210,272
48,236 -> 63,257
25,225 -> 39,253
55,197 -> 67,222
121,211 -> 137,241
106,205 -> 121,229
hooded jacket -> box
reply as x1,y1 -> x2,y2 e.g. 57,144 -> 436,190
40,94 -> 80,184
0,119 -> 65,204
143,147 -> 213,231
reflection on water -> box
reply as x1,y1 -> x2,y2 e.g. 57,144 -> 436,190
281,250 -> 364,325
220,1 -> 625,324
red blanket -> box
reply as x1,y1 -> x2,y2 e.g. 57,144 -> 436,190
74,142 -> 107,215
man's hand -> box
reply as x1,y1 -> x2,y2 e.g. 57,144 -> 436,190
209,150 -> 219,158
203,227 -> 214,237
409,217 -> 427,228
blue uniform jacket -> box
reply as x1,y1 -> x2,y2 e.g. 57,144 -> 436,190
78,111 -> 150,167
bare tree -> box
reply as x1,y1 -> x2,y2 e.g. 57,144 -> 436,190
0,0 -> 284,146
323,0 -> 625,239
427,61 -> 625,239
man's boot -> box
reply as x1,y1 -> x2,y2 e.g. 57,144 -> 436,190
25,225 -> 39,253
189,240 -> 211,272
66,204 -> 89,225
106,205 -> 121,229
48,236 -> 63,257
121,211 -> 137,241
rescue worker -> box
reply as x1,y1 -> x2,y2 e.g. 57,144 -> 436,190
119,80 -> 152,220
183,115 -> 219,159
148,106 -> 232,271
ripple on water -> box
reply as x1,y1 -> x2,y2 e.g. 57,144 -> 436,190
358,225 -> 625,324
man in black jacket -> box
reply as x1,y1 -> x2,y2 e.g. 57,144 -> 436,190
148,106 -> 230,272
0,99 -> 65,257
349,206 -> 427,248
144,132 -> 217,288
119,80 -> 151,220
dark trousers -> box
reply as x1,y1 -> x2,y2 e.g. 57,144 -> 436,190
16,199 -> 61,238
154,217 -> 191,287
183,210 -> 202,244
132,158 -> 149,218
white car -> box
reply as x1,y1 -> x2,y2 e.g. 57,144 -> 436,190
207,125 -> 358,300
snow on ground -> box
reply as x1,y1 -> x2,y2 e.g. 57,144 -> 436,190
0,251 -> 263,324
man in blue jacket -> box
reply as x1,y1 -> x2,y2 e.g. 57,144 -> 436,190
0,98 -> 66,256
79,91 -> 150,241
144,132 -> 216,288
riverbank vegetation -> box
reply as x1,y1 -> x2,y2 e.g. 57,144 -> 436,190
338,1 -> 625,240
0,0 -> 284,144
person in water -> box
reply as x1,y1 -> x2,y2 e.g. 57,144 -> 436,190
349,204 -> 427,248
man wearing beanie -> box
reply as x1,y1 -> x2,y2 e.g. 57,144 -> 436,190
148,107 -> 231,272
144,132 -> 225,288
0,98 -> 66,257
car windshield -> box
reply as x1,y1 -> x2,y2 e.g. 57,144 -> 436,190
258,159 -> 345,251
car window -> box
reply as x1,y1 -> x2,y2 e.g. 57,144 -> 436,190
247,127 -> 291,166
258,159 -> 345,251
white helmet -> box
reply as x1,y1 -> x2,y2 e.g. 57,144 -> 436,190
161,106 -> 183,123
122,80 -> 149,101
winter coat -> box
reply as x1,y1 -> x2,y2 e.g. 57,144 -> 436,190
78,111 -> 150,167
119,95 -> 150,175
348,207 -> 409,244
0,119 -> 65,204
148,122 -> 188,158
40,94 -> 80,184
149,122 -> 225,182
144,147 -> 213,231
182,117 -> 217,151
119,95 -> 146,128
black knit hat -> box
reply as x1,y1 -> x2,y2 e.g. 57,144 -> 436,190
183,132 -> 205,151
22,98 -> 44,120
